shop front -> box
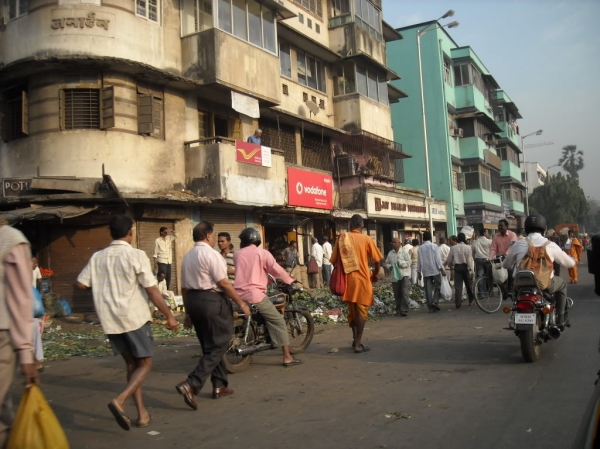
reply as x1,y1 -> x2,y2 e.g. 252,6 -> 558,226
365,191 -> 447,253
465,208 -> 507,234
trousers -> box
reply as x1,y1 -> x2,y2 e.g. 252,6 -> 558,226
0,331 -> 16,448
186,290 -> 233,392
322,264 -> 333,286
392,277 -> 410,314
454,264 -> 474,306
424,274 -> 442,309
157,262 -> 172,289
547,275 -> 568,319
254,297 -> 289,348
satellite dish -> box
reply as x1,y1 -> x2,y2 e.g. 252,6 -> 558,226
306,100 -> 320,116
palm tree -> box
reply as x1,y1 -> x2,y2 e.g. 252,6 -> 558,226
558,145 -> 584,177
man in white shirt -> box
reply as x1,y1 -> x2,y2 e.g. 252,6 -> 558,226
153,227 -> 178,289
471,228 -> 492,278
309,237 -> 324,288
417,232 -> 446,312
322,236 -> 333,286
503,214 -> 575,328
438,237 -> 451,265
384,238 -> 412,317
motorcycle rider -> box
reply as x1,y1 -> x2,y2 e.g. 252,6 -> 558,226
502,214 -> 575,329
233,228 -> 303,367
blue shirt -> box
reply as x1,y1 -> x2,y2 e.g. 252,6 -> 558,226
417,241 -> 444,277
247,135 -> 261,145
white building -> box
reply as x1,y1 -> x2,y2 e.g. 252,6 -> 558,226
521,162 -> 547,196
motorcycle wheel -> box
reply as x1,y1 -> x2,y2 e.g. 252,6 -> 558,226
519,316 -> 541,363
223,324 -> 255,374
285,310 -> 314,354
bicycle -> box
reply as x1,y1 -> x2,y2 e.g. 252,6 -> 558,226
473,256 -> 507,313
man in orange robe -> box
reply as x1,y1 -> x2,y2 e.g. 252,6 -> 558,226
330,214 -> 382,353
566,230 -> 583,283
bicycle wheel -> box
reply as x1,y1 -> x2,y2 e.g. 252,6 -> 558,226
474,275 -> 503,314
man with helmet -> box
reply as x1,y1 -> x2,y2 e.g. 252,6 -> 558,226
233,228 -> 303,366
503,214 -> 575,328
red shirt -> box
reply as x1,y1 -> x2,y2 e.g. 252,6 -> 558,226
490,230 -> 517,259
233,245 -> 294,304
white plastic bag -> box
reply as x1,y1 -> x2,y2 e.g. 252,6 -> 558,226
491,260 -> 508,285
440,276 -> 452,301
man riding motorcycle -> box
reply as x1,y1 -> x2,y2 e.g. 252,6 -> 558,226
233,228 -> 303,367
502,214 -> 575,329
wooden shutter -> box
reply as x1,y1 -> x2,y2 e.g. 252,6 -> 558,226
152,96 -> 162,137
0,100 -> 7,141
21,91 -> 28,135
200,209 -> 247,252
138,94 -> 154,134
100,86 -> 115,129
229,118 -> 242,140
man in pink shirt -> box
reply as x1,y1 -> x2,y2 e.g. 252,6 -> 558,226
489,219 -> 517,259
234,228 -> 302,367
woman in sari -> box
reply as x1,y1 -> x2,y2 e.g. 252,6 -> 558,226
565,230 -> 583,283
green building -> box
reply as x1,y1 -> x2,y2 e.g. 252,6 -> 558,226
387,21 -> 525,236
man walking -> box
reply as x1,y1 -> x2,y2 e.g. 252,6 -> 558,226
322,235 -> 333,286
153,227 -> 178,288
410,238 -> 420,285
446,233 -> 475,308
417,231 -> 446,313
0,222 -> 38,447
330,214 -> 382,353
384,238 -> 411,317
217,232 -> 235,283
309,237 -> 324,288
76,215 -> 179,431
438,237 -> 451,266
471,228 -> 492,279
234,228 -> 302,366
176,222 -> 250,410
281,240 -> 298,274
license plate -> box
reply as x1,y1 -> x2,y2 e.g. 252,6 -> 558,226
515,313 -> 536,325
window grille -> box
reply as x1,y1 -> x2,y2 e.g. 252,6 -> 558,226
62,89 -> 100,130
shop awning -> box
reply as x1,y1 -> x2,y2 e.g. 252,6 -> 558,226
0,205 -> 97,225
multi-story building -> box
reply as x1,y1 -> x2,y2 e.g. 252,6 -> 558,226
522,162 -> 547,196
387,21 -> 526,237
0,0 -> 439,312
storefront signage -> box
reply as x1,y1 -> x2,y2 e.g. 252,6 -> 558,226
235,140 -> 272,167
51,12 -> 110,30
287,168 -> 333,210
2,178 -> 33,197
466,209 -> 507,224
367,192 -> 446,221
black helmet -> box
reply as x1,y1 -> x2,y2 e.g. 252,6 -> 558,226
524,214 -> 547,234
239,227 -> 262,248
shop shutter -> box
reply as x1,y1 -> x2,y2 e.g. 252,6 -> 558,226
137,220 -> 178,293
49,225 -> 112,313
200,209 -> 247,252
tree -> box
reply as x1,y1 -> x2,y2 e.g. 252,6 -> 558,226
558,145 -> 584,178
529,172 -> 588,228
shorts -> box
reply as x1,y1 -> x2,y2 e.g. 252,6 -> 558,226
107,322 -> 153,358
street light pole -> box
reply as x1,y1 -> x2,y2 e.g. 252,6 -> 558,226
416,11 -> 458,239
520,129 -> 542,216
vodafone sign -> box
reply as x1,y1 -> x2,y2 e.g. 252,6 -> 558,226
287,167 -> 333,210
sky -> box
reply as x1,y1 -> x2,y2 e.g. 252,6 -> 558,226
381,0 -> 600,201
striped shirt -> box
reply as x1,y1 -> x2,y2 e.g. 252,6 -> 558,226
77,240 -> 156,335
417,241 -> 444,277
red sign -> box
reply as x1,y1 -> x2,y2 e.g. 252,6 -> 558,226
235,140 -> 262,166
287,167 -> 333,210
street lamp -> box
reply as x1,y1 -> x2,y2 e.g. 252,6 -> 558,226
521,129 -> 542,216
417,11 -> 459,239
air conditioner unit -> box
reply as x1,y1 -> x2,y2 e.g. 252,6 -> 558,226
451,128 -> 463,138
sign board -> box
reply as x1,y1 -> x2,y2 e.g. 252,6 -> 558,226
503,203 -> 510,216
366,192 -> 446,221
3,178 -> 33,197
235,140 -> 272,167
231,91 -> 259,118
466,208 -> 506,225
287,168 -> 333,210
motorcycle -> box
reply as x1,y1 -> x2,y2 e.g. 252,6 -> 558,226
223,275 -> 315,373
504,269 -> 573,362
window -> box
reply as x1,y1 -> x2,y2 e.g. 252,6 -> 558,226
136,0 -> 159,23
333,60 -> 356,96
463,165 -> 491,191
137,84 -> 164,138
61,89 -> 100,130
354,0 -> 382,40
279,41 -> 292,78
293,0 -> 322,19
332,0 -> 350,16
181,0 -> 213,35
453,64 -> 470,86
297,51 -> 326,93
499,147 -> 520,166
444,59 -> 452,85
502,186 -> 523,202
356,63 -> 367,96
216,0 -> 278,54
452,167 -> 464,191
7,0 -> 27,20
0,88 -> 28,142
340,62 -> 388,104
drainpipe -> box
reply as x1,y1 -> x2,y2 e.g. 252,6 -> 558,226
438,38 -> 457,236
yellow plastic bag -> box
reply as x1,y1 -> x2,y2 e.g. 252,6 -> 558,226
7,384 -> 69,449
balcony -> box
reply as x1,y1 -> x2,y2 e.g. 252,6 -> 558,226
501,161 -> 522,181
459,136 -> 488,160
181,28 -> 280,104
329,22 -> 387,67
184,138 -> 286,207
463,189 -> 502,207
333,93 -> 393,140
497,121 -> 521,149
506,200 -> 525,214
455,85 -> 493,119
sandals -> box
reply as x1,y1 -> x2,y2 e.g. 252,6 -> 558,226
282,357 -> 304,367
136,414 -> 152,428
354,344 -> 371,353
108,400 -> 131,431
